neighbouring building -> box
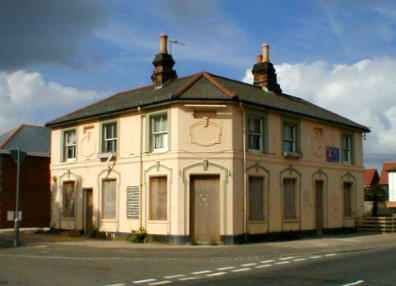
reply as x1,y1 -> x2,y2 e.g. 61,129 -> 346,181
0,125 -> 51,228
46,34 -> 370,244
364,168 -> 380,192
380,162 -> 396,208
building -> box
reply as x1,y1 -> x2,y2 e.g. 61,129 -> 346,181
0,125 -> 51,228
364,169 -> 380,191
380,162 -> 396,208
46,34 -> 370,244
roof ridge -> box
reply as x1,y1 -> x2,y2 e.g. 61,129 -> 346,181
202,72 -> 237,98
0,125 -> 24,149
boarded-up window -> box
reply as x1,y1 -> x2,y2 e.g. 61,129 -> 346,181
283,178 -> 297,220
149,176 -> 167,220
63,181 -> 76,218
249,176 -> 265,221
102,179 -> 116,219
344,182 -> 353,217
127,186 -> 140,219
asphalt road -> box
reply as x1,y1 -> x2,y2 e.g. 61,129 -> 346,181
0,234 -> 395,286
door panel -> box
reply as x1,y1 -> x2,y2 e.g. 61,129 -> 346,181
84,189 -> 94,233
315,181 -> 324,232
190,175 -> 220,244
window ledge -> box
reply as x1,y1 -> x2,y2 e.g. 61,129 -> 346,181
283,151 -> 302,159
98,153 -> 117,161
283,219 -> 300,223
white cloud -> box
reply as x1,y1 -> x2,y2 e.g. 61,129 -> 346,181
0,70 -> 100,133
243,57 -> 396,161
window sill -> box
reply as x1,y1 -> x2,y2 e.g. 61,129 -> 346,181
147,220 -> 169,224
248,220 -> 267,224
283,219 -> 300,223
151,149 -> 169,154
100,218 -> 118,223
98,153 -> 117,161
283,151 -> 302,159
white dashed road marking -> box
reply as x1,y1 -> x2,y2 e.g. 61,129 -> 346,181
217,266 -> 235,271
293,258 -> 307,262
232,268 -> 251,273
206,272 -> 227,277
255,264 -> 272,269
110,252 -> 342,286
133,279 -> 157,284
241,263 -> 257,267
279,256 -> 296,261
178,277 -> 200,281
148,281 -> 172,286
342,280 -> 365,286
260,259 -> 275,264
192,270 -> 212,275
164,275 -> 185,279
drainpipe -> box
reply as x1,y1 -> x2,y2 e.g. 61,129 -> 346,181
240,103 -> 247,240
139,107 -> 144,229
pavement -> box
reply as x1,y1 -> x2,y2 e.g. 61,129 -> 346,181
0,231 -> 396,286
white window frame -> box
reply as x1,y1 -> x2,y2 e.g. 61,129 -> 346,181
283,123 -> 297,153
247,115 -> 265,152
102,122 -> 118,154
342,134 -> 353,164
63,129 -> 77,161
150,112 -> 168,153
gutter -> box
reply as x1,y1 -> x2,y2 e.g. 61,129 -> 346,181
0,149 -> 50,158
239,102 -> 248,239
46,98 -> 370,134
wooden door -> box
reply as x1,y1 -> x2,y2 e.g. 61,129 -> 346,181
190,175 -> 220,244
84,188 -> 94,234
315,181 -> 324,233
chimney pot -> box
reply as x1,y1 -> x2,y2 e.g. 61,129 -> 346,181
262,43 -> 270,63
160,33 -> 168,54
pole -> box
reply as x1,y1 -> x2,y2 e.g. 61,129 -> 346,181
14,148 -> 21,247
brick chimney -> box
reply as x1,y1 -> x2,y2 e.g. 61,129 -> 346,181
252,43 -> 282,94
151,33 -> 177,88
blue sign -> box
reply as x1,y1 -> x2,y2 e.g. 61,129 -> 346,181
326,147 -> 340,162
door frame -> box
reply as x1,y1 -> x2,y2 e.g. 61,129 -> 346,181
189,174 -> 221,244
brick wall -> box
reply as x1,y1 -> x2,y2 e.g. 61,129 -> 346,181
0,154 -> 50,228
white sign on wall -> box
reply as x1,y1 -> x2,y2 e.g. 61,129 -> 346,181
7,211 -> 22,222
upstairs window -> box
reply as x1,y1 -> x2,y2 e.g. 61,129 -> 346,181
63,130 -> 76,161
342,134 -> 353,164
283,122 -> 298,153
102,122 -> 117,153
248,115 -> 265,151
150,113 -> 168,152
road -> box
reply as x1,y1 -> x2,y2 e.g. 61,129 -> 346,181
0,233 -> 395,286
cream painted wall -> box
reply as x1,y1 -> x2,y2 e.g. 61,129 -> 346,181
50,102 -> 365,239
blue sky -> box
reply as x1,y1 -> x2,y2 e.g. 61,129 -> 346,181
31,0 -> 396,91
1,0 -> 396,169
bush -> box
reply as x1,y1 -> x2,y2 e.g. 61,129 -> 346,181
128,227 -> 148,243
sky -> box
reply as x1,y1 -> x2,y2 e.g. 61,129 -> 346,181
1,0 -> 396,169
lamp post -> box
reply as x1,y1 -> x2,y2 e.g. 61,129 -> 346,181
10,148 -> 26,247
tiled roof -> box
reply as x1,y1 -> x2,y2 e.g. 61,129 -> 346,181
380,162 -> 396,185
364,169 -> 379,186
46,72 -> 370,132
0,125 -> 50,156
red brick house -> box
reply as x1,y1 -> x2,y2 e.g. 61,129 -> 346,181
0,125 -> 50,228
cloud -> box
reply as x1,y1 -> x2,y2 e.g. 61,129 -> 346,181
0,70 -> 101,133
243,57 -> 396,167
0,0 -> 108,71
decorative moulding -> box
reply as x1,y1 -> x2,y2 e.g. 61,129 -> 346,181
189,118 -> 222,147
